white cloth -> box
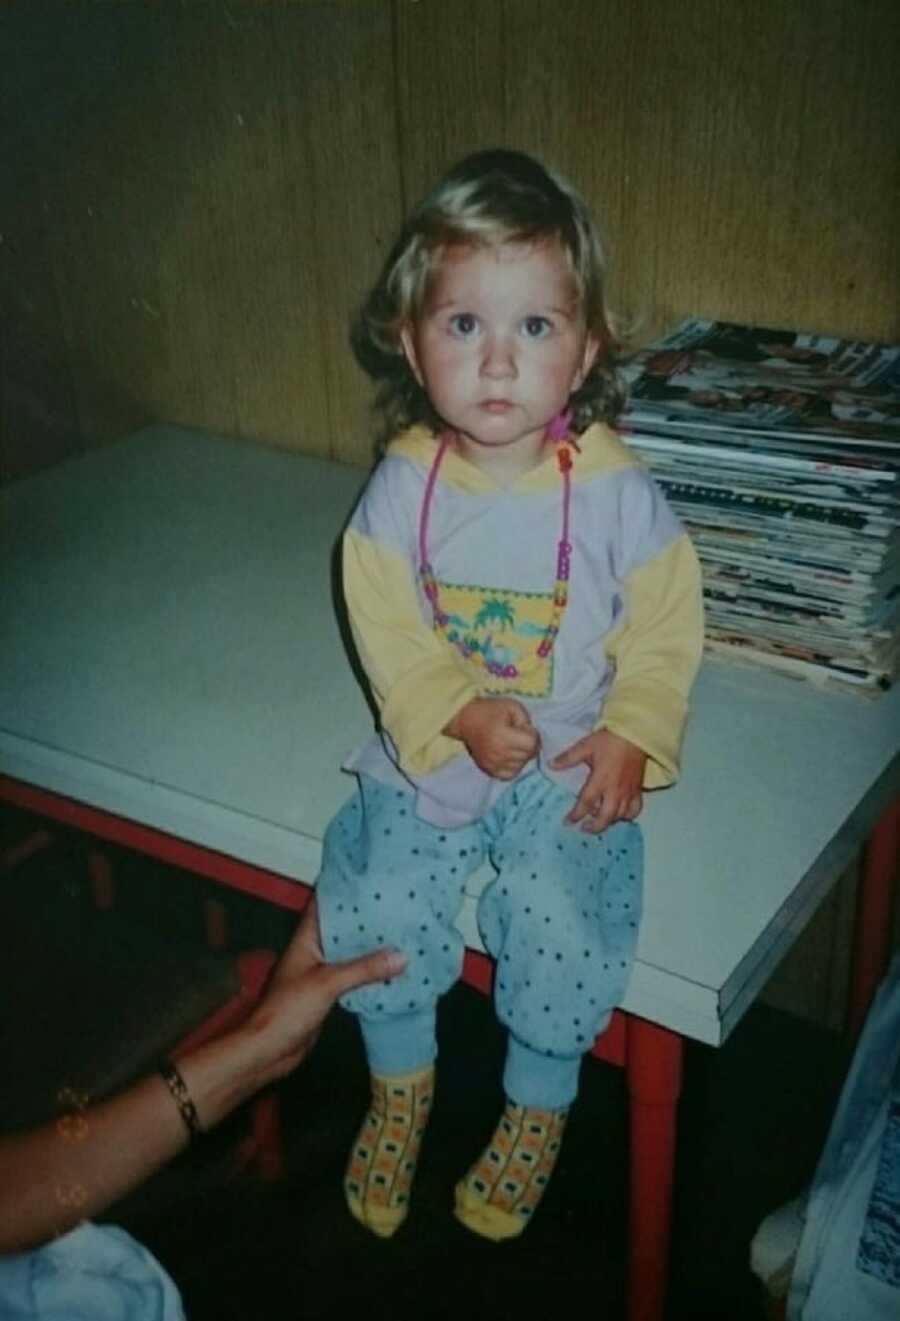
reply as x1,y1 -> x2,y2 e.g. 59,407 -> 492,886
788,953 -> 900,1321
0,1222 -> 186,1320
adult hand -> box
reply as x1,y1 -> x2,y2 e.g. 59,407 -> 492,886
551,729 -> 646,833
243,896 -> 406,1082
0,895 -> 406,1256
446,697 -> 539,780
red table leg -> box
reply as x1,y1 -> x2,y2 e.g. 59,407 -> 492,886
204,896 -> 230,950
846,797 -> 900,1040
88,846 -> 116,910
626,1016 -> 683,1321
1,826 -> 55,873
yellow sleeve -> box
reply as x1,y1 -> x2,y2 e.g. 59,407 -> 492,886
343,526 -> 482,775
600,533 -> 705,788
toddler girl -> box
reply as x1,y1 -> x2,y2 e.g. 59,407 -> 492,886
316,148 -> 704,1241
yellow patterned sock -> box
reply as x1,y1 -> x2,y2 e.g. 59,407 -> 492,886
344,1065 -> 434,1238
454,1100 -> 569,1241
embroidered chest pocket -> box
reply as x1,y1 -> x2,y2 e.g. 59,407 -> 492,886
433,580 -> 560,698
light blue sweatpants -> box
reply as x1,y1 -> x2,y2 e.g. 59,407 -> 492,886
316,770 -> 642,1109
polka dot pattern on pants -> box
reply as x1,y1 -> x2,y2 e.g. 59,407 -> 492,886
315,770 -> 642,1062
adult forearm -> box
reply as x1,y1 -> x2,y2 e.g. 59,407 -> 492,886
0,1072 -> 187,1252
0,898 -> 404,1255
0,1023 -> 268,1254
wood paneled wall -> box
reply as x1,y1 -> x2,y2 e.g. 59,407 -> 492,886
2,0 -> 898,472
2,1 -> 898,1021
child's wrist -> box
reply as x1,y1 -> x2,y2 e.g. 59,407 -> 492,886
444,698 -> 481,742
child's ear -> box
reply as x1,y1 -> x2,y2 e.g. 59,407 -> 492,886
573,333 -> 601,390
399,324 -> 424,386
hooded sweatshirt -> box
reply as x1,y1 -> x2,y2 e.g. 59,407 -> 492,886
342,422 -> 704,827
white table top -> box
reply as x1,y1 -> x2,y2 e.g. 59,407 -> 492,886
3,426 -> 898,1045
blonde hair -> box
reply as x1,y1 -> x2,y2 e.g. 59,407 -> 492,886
352,149 -> 626,449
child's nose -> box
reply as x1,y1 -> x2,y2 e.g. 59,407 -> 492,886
480,335 -> 517,379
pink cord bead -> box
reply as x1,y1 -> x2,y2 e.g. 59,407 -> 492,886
547,409 -> 572,441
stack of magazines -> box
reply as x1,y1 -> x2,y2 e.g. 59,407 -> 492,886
619,319 -> 900,692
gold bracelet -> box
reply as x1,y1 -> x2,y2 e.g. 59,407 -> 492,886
158,1058 -> 203,1141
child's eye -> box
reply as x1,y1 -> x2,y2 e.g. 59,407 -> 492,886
522,316 -> 552,339
449,313 -> 478,338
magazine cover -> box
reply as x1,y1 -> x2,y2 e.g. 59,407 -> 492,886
621,319 -> 900,444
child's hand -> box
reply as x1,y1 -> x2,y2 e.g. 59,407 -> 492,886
445,697 -> 539,780
551,729 -> 646,832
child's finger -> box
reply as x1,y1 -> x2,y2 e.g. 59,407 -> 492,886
622,793 -> 643,820
583,800 -> 617,833
505,702 -> 535,729
503,727 -> 539,757
566,784 -> 600,825
550,736 -> 589,770
579,790 -> 643,833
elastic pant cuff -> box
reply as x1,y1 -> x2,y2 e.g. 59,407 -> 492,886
503,1034 -> 583,1110
359,1008 -> 437,1076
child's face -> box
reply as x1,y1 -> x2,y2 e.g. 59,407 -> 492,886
400,238 -> 598,477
